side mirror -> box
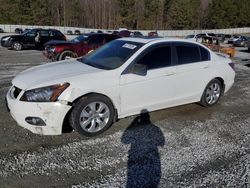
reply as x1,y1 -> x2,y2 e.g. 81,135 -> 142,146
131,64 -> 147,76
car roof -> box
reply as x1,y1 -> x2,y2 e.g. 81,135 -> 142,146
117,37 -> 202,44
80,33 -> 117,37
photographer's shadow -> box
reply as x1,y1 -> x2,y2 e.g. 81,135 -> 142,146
121,109 -> 165,188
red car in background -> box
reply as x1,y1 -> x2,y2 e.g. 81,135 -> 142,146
43,33 -> 120,61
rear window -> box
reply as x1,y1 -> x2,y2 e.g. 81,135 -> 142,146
200,46 -> 210,61
176,44 -> 200,64
176,43 -> 210,64
49,30 -> 63,37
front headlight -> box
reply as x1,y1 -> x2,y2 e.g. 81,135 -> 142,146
20,83 -> 70,102
48,47 -> 56,53
2,37 -> 10,41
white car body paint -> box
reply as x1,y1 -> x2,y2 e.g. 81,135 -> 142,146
6,38 -> 235,135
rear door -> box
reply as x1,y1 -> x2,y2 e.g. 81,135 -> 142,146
174,42 -> 211,103
40,30 -> 50,45
23,30 -> 37,47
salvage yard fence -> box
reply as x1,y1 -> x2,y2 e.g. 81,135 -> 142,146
0,24 -> 250,37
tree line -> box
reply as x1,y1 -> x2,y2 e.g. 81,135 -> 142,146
0,0 -> 249,30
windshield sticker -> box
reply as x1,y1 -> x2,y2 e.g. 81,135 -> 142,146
122,43 -> 137,50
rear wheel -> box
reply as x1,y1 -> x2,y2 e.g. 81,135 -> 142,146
69,95 -> 115,136
200,79 -> 223,107
12,42 -> 22,51
58,50 -> 77,61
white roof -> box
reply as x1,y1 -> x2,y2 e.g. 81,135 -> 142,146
118,37 -> 199,44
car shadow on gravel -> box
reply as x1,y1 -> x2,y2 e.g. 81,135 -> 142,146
121,109 -> 165,188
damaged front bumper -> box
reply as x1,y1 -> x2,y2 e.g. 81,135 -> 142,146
6,86 -> 71,135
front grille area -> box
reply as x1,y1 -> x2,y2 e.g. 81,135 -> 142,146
13,86 -> 22,99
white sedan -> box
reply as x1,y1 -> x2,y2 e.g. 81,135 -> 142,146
6,38 -> 235,136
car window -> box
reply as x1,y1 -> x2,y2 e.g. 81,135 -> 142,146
176,44 -> 201,64
71,35 -> 89,42
200,46 -> 210,61
49,30 -> 61,37
136,46 -> 171,70
88,35 -> 105,44
25,30 -> 37,37
197,34 -> 206,38
49,30 -> 55,36
41,30 -> 49,36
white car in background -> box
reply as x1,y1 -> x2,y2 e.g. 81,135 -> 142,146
6,38 -> 235,136
228,35 -> 241,44
185,33 -> 216,42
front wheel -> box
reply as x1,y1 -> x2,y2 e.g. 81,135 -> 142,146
200,79 -> 223,107
12,42 -> 22,51
69,95 -> 115,136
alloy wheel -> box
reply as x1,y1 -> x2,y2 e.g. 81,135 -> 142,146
79,102 -> 110,133
205,83 -> 221,105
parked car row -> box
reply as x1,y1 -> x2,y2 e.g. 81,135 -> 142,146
186,33 -> 250,47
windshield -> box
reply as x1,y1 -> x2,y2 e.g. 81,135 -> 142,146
71,35 -> 89,42
78,40 -> 144,70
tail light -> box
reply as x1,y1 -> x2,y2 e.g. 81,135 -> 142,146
229,62 -> 235,71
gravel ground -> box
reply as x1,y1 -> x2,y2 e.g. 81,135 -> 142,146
0,44 -> 249,188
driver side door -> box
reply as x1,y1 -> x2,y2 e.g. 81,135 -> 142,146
119,43 -> 177,117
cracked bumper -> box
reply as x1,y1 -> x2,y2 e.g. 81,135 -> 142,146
6,87 -> 71,135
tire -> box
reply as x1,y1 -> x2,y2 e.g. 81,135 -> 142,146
200,79 -> 223,107
69,94 -> 115,136
12,42 -> 22,51
58,50 -> 77,61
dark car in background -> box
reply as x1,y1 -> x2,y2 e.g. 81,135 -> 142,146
75,30 -> 81,35
148,31 -> 158,37
130,31 -> 143,37
233,36 -> 249,47
43,33 -> 120,61
67,30 -> 73,35
14,28 -> 23,34
0,28 -> 4,33
1,28 -> 66,50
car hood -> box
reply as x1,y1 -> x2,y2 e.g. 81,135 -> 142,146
12,59 -> 102,89
45,40 -> 76,47
1,34 -> 23,40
